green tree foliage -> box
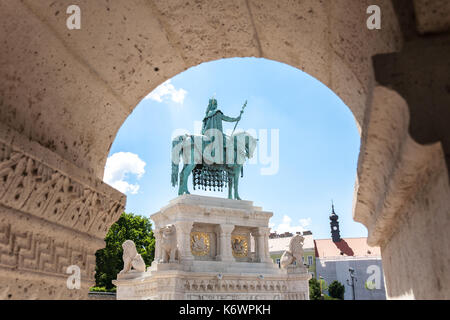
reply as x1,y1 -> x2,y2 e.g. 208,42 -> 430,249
309,278 -> 322,300
94,212 -> 155,291
328,280 -> 345,300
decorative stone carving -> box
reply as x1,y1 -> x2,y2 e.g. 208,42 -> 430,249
160,224 -> 178,263
0,135 -> 125,298
114,272 -> 310,300
280,234 -> 305,269
0,141 -> 124,236
0,219 -> 97,279
190,232 -> 210,256
119,240 -> 146,274
231,235 -> 248,258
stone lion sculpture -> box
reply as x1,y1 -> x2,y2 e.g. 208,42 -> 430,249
280,234 -> 305,269
160,224 -> 178,263
119,240 -> 146,274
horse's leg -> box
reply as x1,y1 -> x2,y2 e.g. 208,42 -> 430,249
178,165 -> 185,195
180,163 -> 196,195
179,164 -> 188,195
234,167 -> 241,200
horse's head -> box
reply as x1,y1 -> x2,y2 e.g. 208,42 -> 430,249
231,131 -> 258,160
245,134 -> 257,159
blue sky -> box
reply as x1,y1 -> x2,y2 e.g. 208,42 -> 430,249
104,57 -> 366,240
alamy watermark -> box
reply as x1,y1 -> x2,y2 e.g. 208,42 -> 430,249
367,5 -> 381,30
66,265 -> 81,289
171,121 -> 279,175
64,4 -> 381,32
365,264 -> 382,290
66,5 -> 81,30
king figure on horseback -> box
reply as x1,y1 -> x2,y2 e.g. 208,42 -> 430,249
171,97 -> 256,200
202,98 -> 241,138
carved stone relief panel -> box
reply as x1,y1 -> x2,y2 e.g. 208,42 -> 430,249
231,226 -> 252,261
191,223 -> 217,260
190,232 -> 210,256
231,235 -> 249,259
0,141 -> 125,238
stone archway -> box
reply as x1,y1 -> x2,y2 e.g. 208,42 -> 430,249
0,0 -> 448,299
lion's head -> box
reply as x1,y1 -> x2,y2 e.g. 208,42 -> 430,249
122,239 -> 138,259
289,234 -> 305,254
162,224 -> 176,237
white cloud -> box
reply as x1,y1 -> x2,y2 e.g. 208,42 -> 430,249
103,152 -> 146,194
271,215 -> 312,234
144,79 -> 187,104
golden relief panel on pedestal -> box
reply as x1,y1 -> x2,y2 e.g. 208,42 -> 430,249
190,232 -> 210,256
231,235 -> 248,258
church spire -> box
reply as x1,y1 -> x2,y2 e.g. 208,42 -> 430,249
330,200 -> 341,242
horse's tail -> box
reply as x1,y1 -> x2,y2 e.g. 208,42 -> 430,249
171,136 -> 183,187
171,163 -> 179,187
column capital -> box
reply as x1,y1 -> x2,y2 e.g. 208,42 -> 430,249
174,220 -> 193,234
252,227 -> 270,237
216,224 -> 235,234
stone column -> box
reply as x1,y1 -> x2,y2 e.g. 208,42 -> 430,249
215,224 -> 234,261
263,229 -> 272,261
251,229 -> 261,262
154,228 -> 162,263
246,232 -> 252,260
253,227 -> 271,263
174,221 -> 194,262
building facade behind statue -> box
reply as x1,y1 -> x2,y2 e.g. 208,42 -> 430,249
315,238 -> 386,300
314,205 -> 386,300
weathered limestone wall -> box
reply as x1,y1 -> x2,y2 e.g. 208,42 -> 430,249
353,86 -> 450,299
0,123 -> 125,299
382,161 -> 450,299
355,1 -> 450,299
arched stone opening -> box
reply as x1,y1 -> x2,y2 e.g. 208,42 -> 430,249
0,0 -> 448,299
111,55 -> 363,224
1,0 -> 402,179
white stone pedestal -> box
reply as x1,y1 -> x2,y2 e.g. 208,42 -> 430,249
113,195 -> 311,300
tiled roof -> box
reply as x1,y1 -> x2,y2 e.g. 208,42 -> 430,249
314,237 -> 381,258
268,234 -> 314,252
